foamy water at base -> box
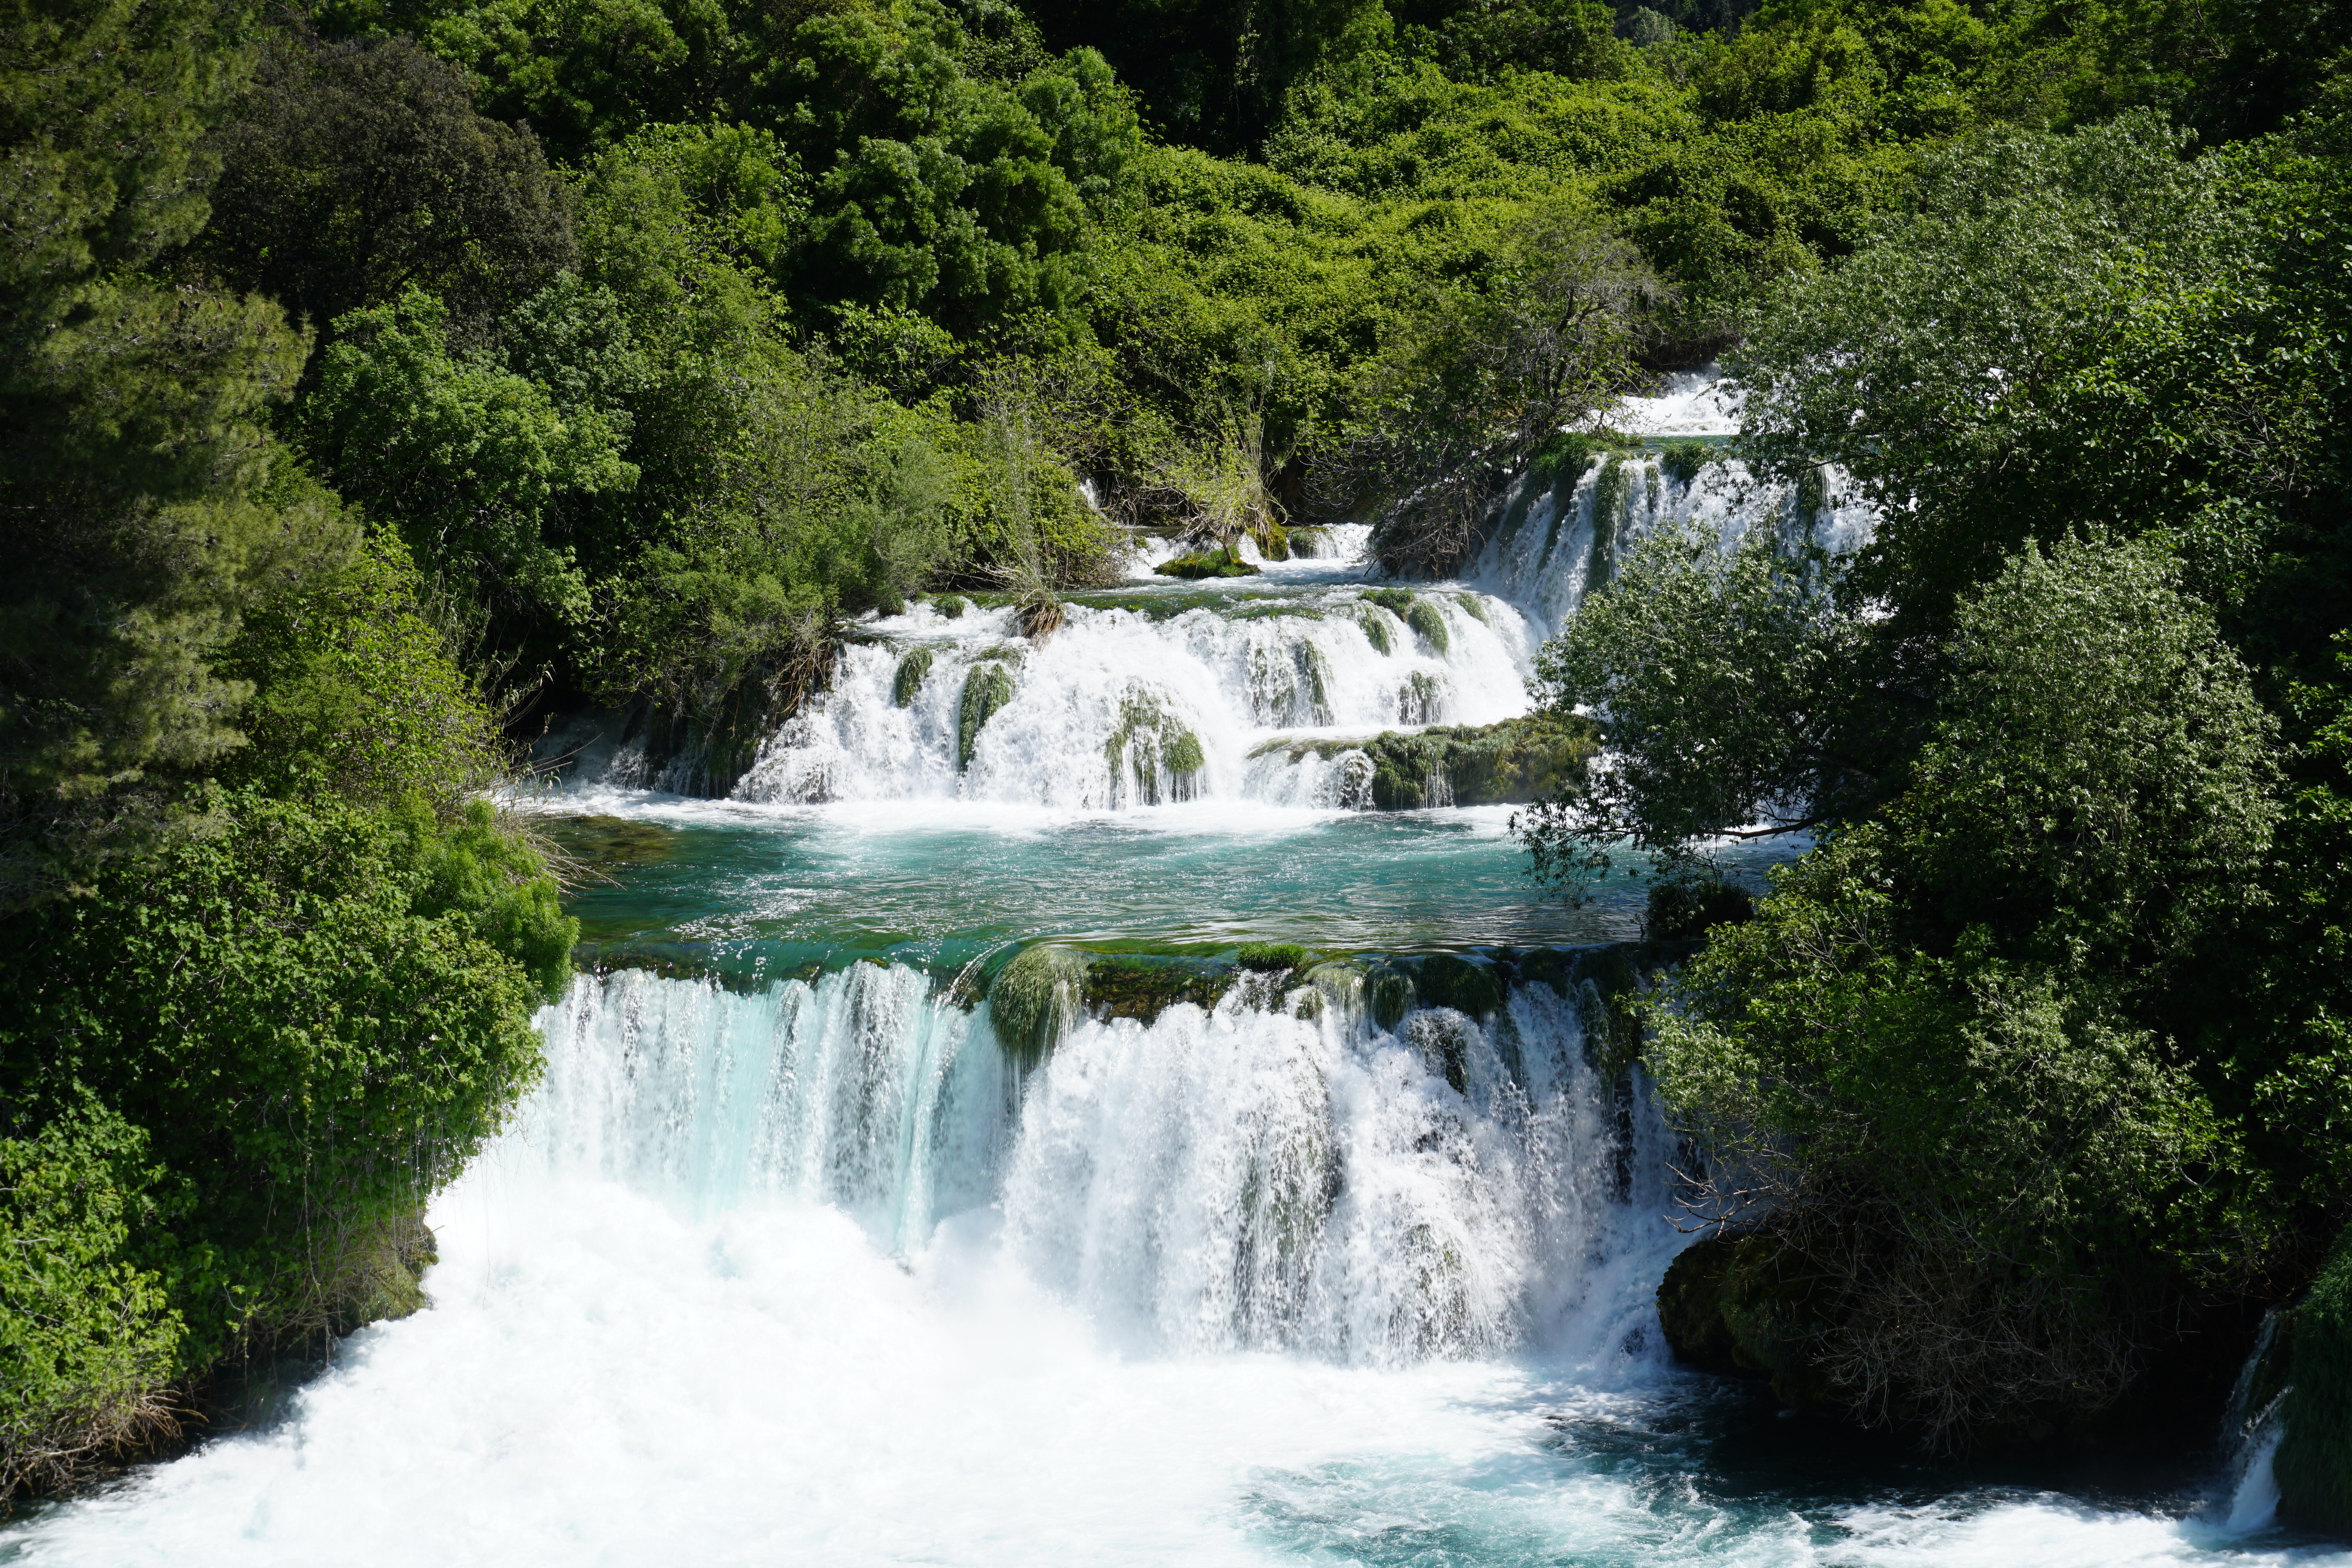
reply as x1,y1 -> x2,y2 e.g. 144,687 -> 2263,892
8,1169 -> 2342,1565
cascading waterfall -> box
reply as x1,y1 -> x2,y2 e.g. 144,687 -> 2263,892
526,960 -> 1680,1375
1466,449 -> 1876,634
17,363 -> 2299,1567
733,586 -> 1540,810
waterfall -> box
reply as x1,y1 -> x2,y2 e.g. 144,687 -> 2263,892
1465,450 -> 1876,634
729,589 -> 1541,810
524,957 -> 1683,1375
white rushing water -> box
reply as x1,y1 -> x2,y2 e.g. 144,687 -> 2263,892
731,579 -> 1540,812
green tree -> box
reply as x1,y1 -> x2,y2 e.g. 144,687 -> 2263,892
197,26 -> 577,342
1639,536 -> 2281,1441
0,0 -> 349,903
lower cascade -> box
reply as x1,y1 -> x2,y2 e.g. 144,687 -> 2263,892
533,961 -> 1679,1371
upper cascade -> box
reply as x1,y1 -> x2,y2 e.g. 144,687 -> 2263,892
729,530 -> 1545,811
562,371 -> 1878,812
1468,371 -> 1875,633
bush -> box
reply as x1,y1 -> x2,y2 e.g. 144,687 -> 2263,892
0,1098 -> 182,1499
0,790 -> 573,1398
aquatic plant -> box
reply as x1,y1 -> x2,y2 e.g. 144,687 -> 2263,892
892,647 -> 934,707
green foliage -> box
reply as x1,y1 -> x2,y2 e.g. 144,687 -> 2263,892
1237,943 -> 1313,973
1633,537 -> 2282,1439
0,0 -> 348,902
1656,437 -> 1712,486
0,788 -> 572,1373
1899,536 -> 2280,979
0,1096 -> 182,1498
198,29 -> 576,339
216,536 -> 505,806
299,288 -> 636,627
2277,1222 -> 2352,1533
1642,867 -> 1750,941
1519,521 -> 1863,890
1730,112 -> 2251,629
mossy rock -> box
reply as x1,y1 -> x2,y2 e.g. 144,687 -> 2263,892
931,594 -> 968,618
1080,952 -> 1231,1022
1453,593 -> 1490,625
2278,1224 -> 2352,1534
892,647 -> 934,708
1156,549 -> 1259,579
1658,439 -> 1714,487
1364,962 -> 1416,1031
1657,1232 -> 1842,1409
1411,953 -> 1501,1019
988,944 -> 1088,1066
324,1211 -> 438,1335
1404,599 -> 1450,656
538,815 -> 678,868
1236,943 -> 1312,975
1258,716 -> 1598,811
957,662 -> 1017,770
1357,606 -> 1395,656
1405,1009 -> 1475,1094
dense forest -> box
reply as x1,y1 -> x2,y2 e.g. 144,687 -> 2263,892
3,0 -> 2349,1523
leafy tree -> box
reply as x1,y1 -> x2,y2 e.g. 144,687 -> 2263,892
0,0 -> 349,903
1362,208 -> 1661,573
1645,535 -> 2278,1441
197,26 -> 577,343
298,287 -> 637,633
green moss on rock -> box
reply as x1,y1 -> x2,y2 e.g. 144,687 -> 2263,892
892,648 -> 934,708
957,661 -> 1017,770
988,944 -> 1088,1066
1156,549 -> 1259,579
1254,716 -> 1598,811
1657,1232 -> 1842,1409
1412,953 -> 1501,1018
1357,607 -> 1395,656
1404,599 -> 1450,655
1364,963 -> 1416,1031
1080,953 -> 1230,1022
1237,943 -> 1312,974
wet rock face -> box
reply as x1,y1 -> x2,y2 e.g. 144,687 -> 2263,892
1254,714 -> 1598,812
1656,1233 -> 1843,1412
